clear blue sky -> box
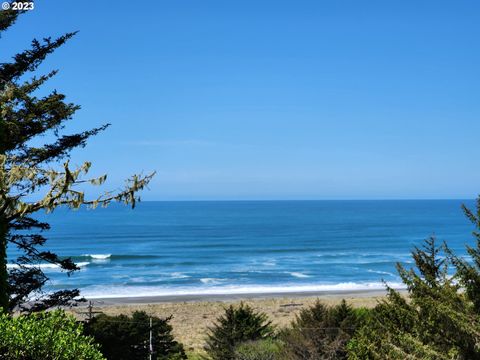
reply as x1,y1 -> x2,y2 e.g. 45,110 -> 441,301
2,0 -> 479,200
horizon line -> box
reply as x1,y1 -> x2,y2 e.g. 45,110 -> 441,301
138,198 -> 475,202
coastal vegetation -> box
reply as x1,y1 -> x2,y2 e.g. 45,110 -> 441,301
0,310 -> 104,359
347,237 -> 480,359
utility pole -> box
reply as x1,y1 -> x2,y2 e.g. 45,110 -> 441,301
88,301 -> 93,321
78,300 -> 102,322
149,317 -> 153,360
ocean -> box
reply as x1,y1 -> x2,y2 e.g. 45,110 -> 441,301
7,200 -> 476,298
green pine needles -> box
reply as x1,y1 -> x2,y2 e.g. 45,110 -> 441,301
204,303 -> 275,360
280,299 -> 367,359
84,311 -> 187,360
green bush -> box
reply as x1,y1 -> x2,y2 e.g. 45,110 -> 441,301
204,303 -> 275,360
234,339 -> 283,360
280,299 -> 367,359
84,310 -> 186,360
0,310 -> 104,360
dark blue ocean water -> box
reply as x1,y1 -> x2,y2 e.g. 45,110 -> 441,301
7,200 -> 476,298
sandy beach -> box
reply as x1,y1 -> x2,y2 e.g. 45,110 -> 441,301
72,290 -> 390,354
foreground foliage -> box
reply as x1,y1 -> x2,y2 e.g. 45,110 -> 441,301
84,310 -> 186,360
450,198 -> 480,314
0,310 -> 104,359
204,303 -> 275,360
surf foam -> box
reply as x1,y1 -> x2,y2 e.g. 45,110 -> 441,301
7,262 -> 90,270
81,281 -> 405,299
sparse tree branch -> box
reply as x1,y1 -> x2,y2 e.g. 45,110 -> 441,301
0,10 -> 155,312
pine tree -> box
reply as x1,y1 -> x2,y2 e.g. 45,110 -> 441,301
449,197 -> 480,313
0,8 -> 154,312
280,299 -> 361,359
348,237 -> 480,359
204,303 -> 274,360
84,311 -> 186,360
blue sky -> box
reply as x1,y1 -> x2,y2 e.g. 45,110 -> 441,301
2,0 -> 479,200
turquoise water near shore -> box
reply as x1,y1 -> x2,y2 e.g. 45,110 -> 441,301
7,200 -> 475,298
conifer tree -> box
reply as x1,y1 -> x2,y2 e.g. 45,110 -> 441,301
449,197 -> 480,313
281,299 -> 361,360
348,237 -> 480,359
0,7 -> 154,312
204,303 -> 274,360
84,311 -> 186,360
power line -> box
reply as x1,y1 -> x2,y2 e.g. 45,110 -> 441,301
79,317 -> 356,330
76,301 -> 103,321
76,307 -> 356,330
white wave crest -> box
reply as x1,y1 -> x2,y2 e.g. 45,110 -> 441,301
85,254 -> 111,260
200,278 -> 223,285
289,272 -> 311,278
367,269 -> 396,277
171,272 -> 190,279
262,261 -> 277,266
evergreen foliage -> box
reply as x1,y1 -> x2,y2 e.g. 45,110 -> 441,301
281,299 -> 365,359
0,309 -> 104,360
449,198 -> 480,313
0,7 -> 154,312
347,236 -> 480,359
204,303 -> 275,360
84,311 -> 186,360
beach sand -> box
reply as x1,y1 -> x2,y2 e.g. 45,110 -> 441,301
72,290 -> 390,354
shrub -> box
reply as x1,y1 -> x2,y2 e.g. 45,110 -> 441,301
0,310 -> 104,360
84,310 -> 186,360
234,339 -> 283,360
280,299 -> 366,359
204,303 -> 275,360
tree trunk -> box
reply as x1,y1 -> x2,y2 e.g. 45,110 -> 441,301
0,215 -> 8,312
